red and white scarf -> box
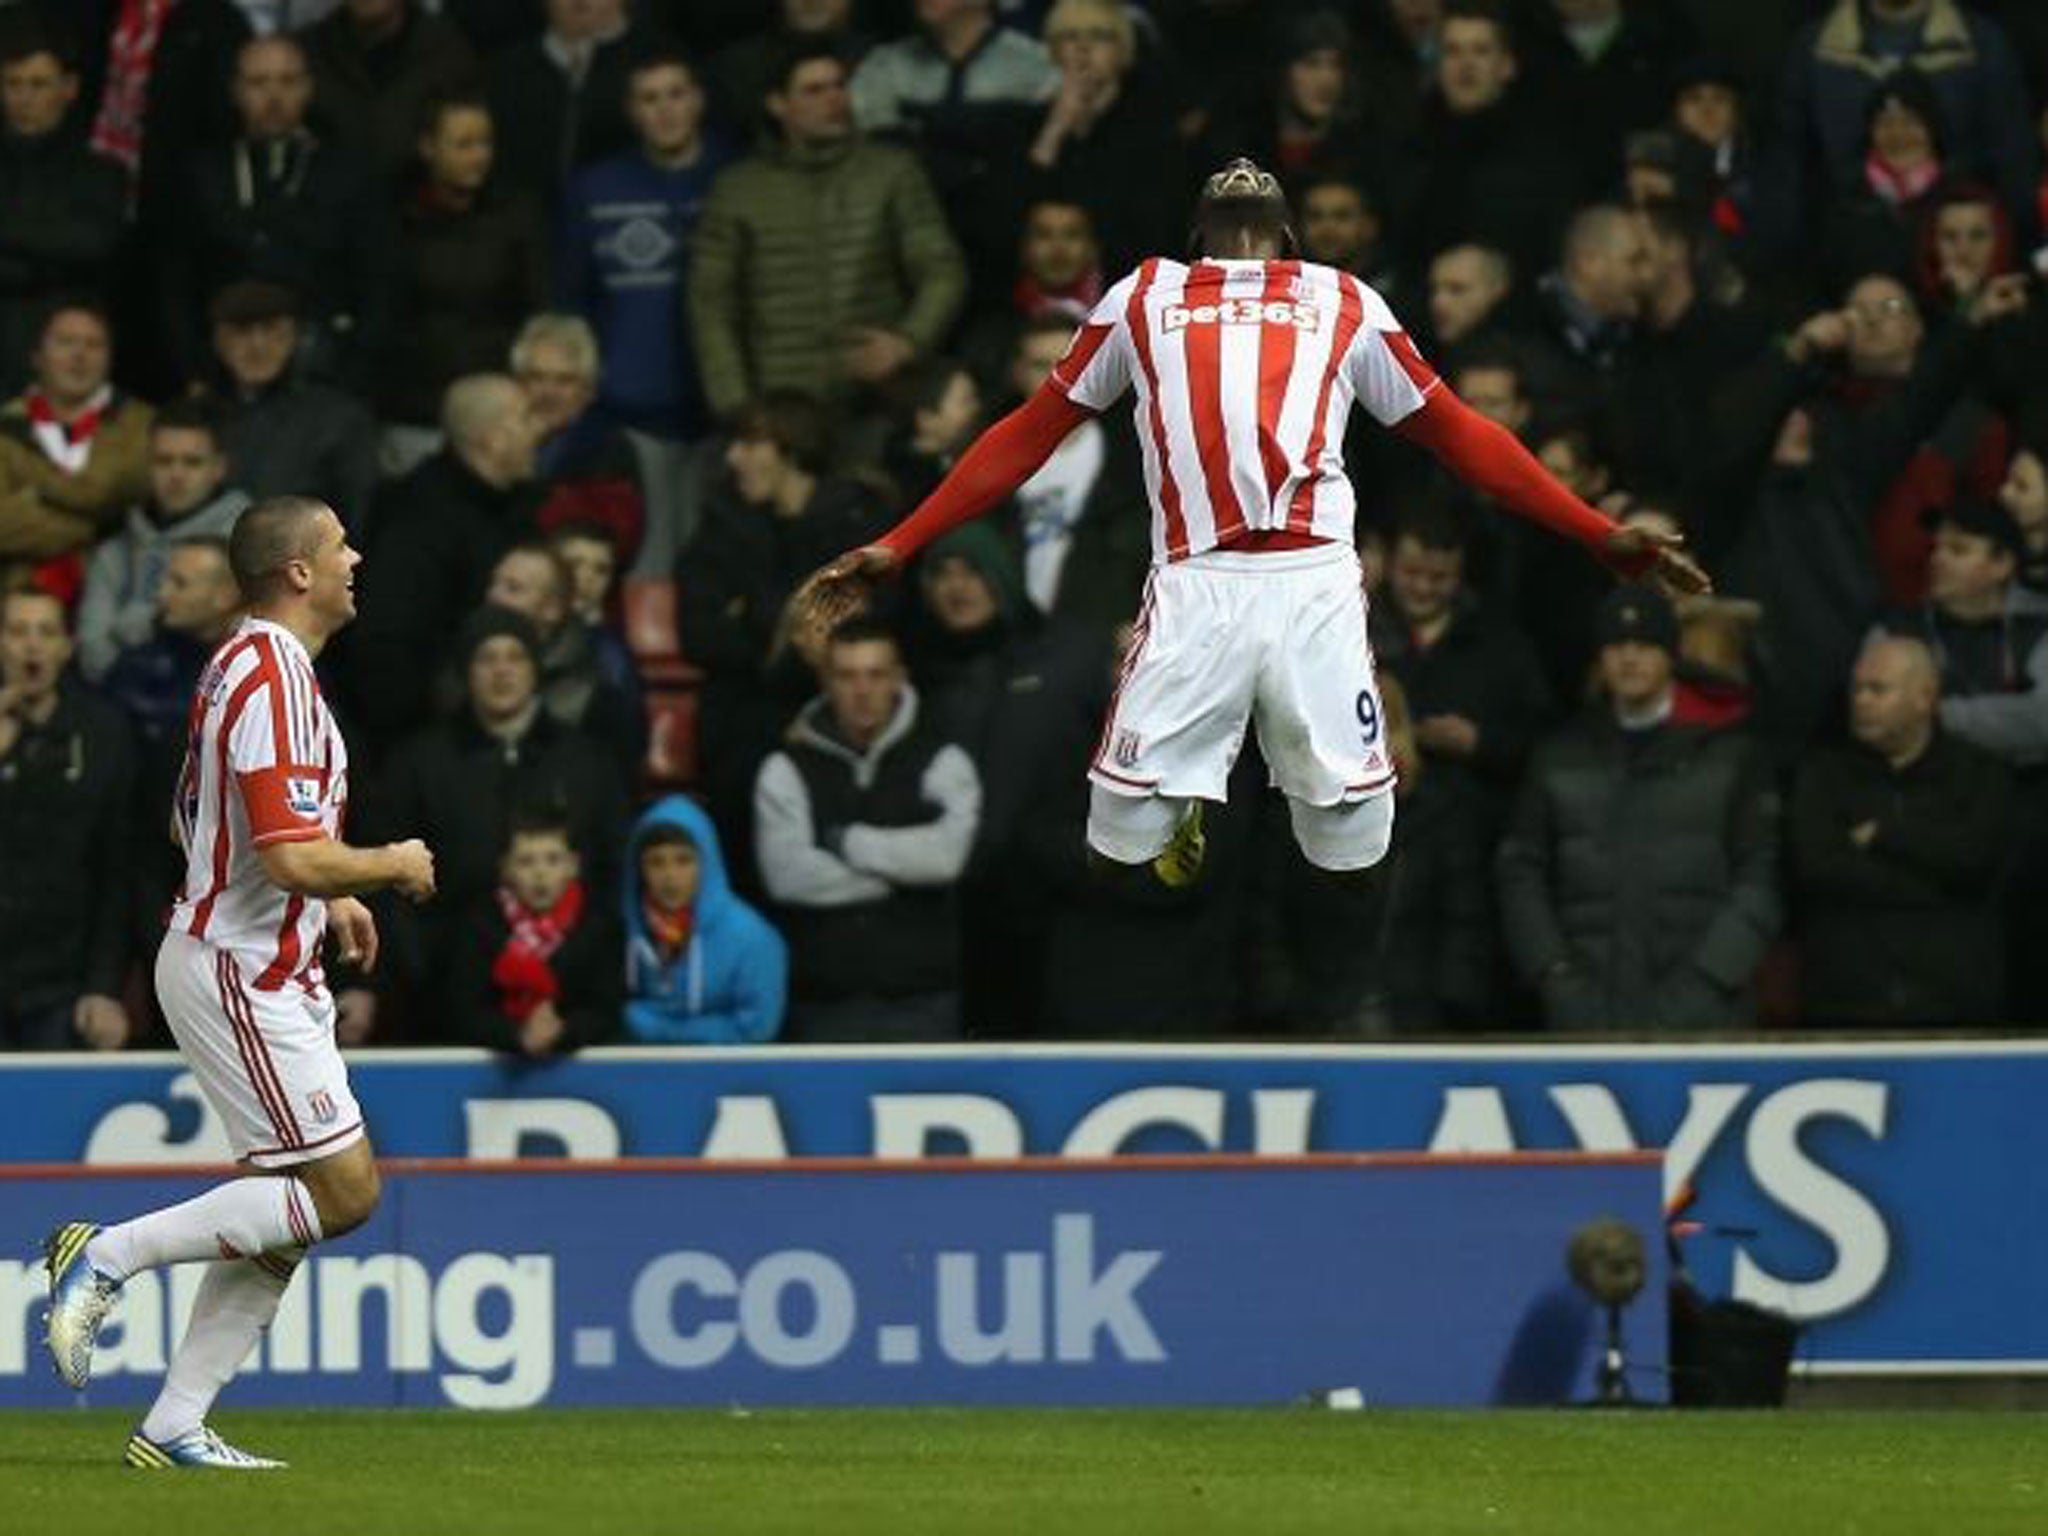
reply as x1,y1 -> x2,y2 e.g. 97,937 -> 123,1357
1013,268 -> 1104,322
1865,150 -> 1940,208
91,0 -> 177,183
25,386 -> 113,472
490,880 -> 586,1021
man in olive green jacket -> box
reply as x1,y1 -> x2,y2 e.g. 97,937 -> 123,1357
688,40 -> 966,422
0,302 -> 153,567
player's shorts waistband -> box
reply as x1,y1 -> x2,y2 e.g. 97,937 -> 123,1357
1175,540 -> 1358,575
160,928 -> 330,999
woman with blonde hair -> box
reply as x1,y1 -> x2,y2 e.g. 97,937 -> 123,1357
1027,0 -> 1183,273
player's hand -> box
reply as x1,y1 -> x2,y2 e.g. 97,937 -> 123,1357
796,545 -> 902,635
329,896 -> 380,973
1602,524 -> 1711,598
387,839 -> 437,901
73,993 -> 130,1051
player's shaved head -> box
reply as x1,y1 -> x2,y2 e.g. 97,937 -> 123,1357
229,495 -> 331,602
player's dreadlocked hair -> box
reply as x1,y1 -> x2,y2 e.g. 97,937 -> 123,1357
1189,157 -> 1297,259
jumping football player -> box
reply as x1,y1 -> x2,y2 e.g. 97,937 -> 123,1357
802,158 -> 1707,888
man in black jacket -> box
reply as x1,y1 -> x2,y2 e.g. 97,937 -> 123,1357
345,373 -> 543,755
1395,0 -> 1584,279
204,280 -> 377,530
0,27 -> 126,398
349,605 -> 628,1041
753,616 -> 980,1041
486,0 -> 658,206
1615,200 -> 1767,514
1876,494 -> 2048,1022
0,587 -> 135,1050
1791,635 -> 2010,1026
676,389 -> 892,861
1521,204 -> 1647,435
979,613 -> 1264,1039
1019,0 -> 1181,288
302,0 -> 477,185
1499,583 -> 1780,1030
161,34 -> 387,389
1717,278 -> 2029,757
906,521 -> 1108,1035
1369,505 -> 1550,808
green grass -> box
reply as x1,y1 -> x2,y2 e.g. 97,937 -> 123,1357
1,1409 -> 2042,1534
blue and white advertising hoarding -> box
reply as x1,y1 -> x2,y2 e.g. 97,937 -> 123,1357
1,1041 -> 2042,1373
0,1156 -> 1665,1410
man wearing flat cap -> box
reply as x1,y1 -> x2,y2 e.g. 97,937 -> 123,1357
1499,583 -> 1781,1030
204,280 -> 377,532
1878,497 -> 2048,769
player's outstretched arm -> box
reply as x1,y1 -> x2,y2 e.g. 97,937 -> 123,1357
1395,387 -> 1710,598
796,383 -> 1097,629
259,836 -> 436,902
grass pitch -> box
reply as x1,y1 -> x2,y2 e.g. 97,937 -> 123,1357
1,1408 -> 2042,1535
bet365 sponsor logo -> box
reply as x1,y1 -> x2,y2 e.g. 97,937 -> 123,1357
1161,298 -> 1321,332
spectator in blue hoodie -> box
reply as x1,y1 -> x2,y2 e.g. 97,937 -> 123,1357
624,794 -> 788,1044
558,48 -> 729,441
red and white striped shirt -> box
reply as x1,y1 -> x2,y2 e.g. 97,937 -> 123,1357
1050,257 -> 1438,562
170,617 -> 348,991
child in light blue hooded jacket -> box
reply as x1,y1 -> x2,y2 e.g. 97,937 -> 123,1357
624,795 -> 787,1043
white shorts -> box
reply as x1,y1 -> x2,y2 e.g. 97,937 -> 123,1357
155,930 -> 366,1171
1090,542 -> 1397,807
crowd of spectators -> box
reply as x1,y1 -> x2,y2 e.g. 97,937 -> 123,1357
4,0 -> 2048,1052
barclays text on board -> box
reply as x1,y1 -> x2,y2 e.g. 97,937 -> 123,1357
2,1043 -> 2044,1369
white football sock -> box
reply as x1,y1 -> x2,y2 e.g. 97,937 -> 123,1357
140,1249 -> 301,1444
86,1176 -> 322,1281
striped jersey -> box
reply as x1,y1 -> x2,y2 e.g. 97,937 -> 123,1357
170,616 -> 348,991
1049,257 -> 1439,561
